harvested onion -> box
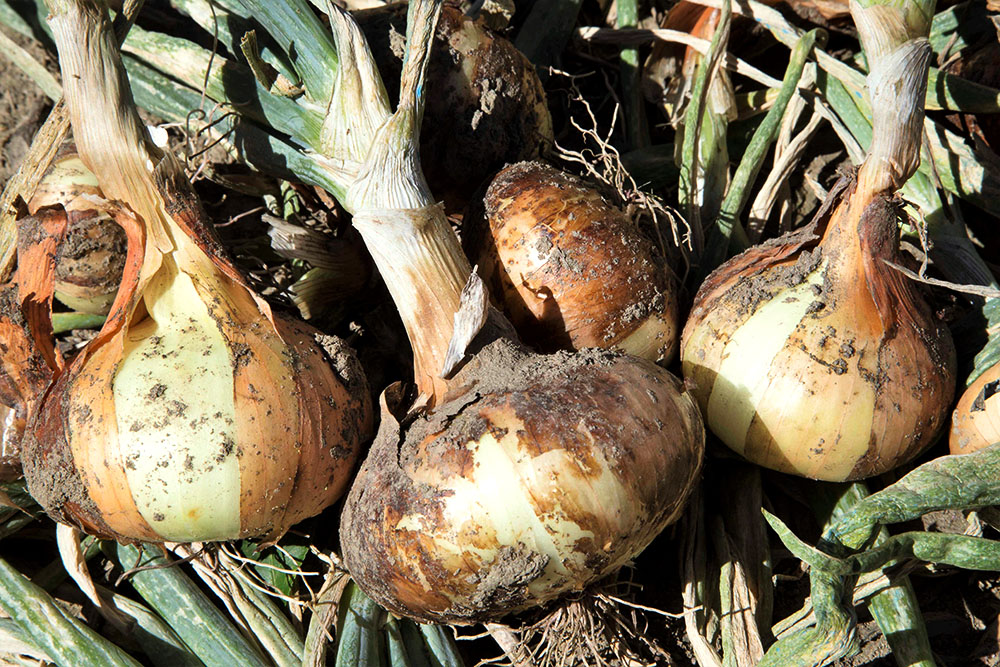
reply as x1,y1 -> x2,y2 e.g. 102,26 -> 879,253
336,0 -> 704,624
950,365 -> 1000,455
680,14 -> 954,481
353,3 -> 553,212
464,161 -> 679,363
20,0 -> 372,543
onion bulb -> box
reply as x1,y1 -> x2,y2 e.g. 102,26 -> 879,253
681,31 -> 954,481
28,148 -> 125,315
353,3 -> 553,212
463,161 -> 680,363
950,364 -> 1000,455
20,1 -> 372,543
335,0 -> 704,624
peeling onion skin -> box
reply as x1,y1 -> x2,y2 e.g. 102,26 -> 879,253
356,5 -> 553,212
950,364 -> 1000,455
464,162 -> 680,363
341,338 -> 704,624
681,173 -> 955,481
28,152 -> 126,316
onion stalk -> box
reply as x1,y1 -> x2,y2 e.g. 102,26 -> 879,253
19,0 -> 373,543
680,0 -> 954,481
336,0 -> 704,625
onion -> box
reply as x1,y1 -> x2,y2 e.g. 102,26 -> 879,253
352,3 -> 553,212
336,0 -> 704,624
20,1 -> 373,543
680,24 -> 954,481
950,365 -> 1000,455
463,161 -> 680,363
28,148 -> 125,315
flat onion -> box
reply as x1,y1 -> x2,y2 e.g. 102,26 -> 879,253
20,0 -> 372,543
680,18 -> 954,481
463,161 -> 680,363
336,0 -> 704,625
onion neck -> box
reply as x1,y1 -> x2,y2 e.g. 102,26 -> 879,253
353,205 -> 469,400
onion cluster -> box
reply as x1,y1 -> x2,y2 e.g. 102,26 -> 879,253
330,0 -> 705,624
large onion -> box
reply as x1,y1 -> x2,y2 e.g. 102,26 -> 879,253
680,24 -> 954,481
335,0 -> 704,624
20,0 -> 372,543
464,161 -> 680,363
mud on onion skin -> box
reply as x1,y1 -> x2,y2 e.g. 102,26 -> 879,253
336,0 -> 704,624
464,161 -> 680,363
341,339 -> 703,624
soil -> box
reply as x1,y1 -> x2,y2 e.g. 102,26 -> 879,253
0,26 -> 51,185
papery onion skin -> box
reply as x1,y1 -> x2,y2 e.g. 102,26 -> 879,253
950,364 -> 1000,455
356,5 -> 553,212
681,175 -> 955,481
341,338 -> 704,624
464,161 -> 679,363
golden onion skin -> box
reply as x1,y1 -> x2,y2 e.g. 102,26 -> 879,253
356,6 -> 553,212
341,339 -> 704,624
464,162 -> 679,363
950,364 -> 1000,455
681,175 -> 955,481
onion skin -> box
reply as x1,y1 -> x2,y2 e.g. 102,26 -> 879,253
950,364 -> 1000,455
356,5 -> 553,212
681,173 -> 955,481
341,339 -> 704,624
464,162 -> 679,363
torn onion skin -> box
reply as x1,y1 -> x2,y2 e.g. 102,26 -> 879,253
341,338 -> 704,624
28,151 -> 126,316
20,0 -> 373,544
464,161 -> 680,363
681,171 -> 955,481
950,364 -> 1000,455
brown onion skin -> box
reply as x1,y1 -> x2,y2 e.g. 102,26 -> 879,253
340,338 -> 704,624
950,364 -> 1000,455
356,5 -> 553,212
681,173 -> 955,481
464,162 -> 680,363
